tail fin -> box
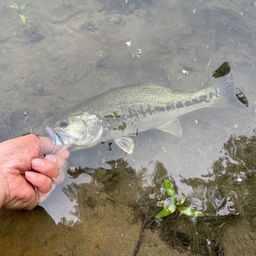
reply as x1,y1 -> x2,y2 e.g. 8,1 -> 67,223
203,62 -> 248,108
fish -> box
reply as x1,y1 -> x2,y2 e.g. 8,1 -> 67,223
44,62 -> 248,154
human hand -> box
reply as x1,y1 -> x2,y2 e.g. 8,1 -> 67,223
0,134 -> 69,210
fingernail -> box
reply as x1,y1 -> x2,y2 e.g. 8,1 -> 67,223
45,155 -> 56,163
25,171 -> 38,179
31,159 -> 44,168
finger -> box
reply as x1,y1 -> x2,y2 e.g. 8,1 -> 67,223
31,155 -> 67,181
45,155 -> 66,185
39,137 -> 55,154
45,155 -> 67,184
39,137 -> 70,158
58,149 -> 70,159
25,171 -> 54,194
31,158 -> 59,180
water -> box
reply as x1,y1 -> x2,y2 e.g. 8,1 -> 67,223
1,0 -> 256,255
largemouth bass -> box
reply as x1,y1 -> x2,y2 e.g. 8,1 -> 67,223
44,62 -> 248,154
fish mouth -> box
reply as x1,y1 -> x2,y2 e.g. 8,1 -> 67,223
44,125 -> 64,148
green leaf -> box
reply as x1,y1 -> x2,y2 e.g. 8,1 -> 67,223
156,204 -> 176,221
10,4 -> 19,10
19,14 -> 26,24
177,195 -> 187,206
164,179 -> 176,205
20,3 -> 26,10
177,207 -> 204,217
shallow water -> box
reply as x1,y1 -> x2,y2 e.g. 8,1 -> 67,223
1,0 -> 256,255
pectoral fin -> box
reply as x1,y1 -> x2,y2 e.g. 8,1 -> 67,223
114,136 -> 134,154
158,118 -> 182,137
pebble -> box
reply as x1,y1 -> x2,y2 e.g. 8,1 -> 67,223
34,82 -> 44,94
244,234 -> 249,240
249,231 -> 256,241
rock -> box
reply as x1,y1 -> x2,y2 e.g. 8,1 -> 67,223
29,32 -> 45,43
244,234 -> 249,240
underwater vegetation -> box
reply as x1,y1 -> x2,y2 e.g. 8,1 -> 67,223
10,3 -> 27,24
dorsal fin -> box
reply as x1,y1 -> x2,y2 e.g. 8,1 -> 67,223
144,68 -> 172,89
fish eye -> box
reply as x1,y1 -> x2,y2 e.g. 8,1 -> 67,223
59,119 -> 69,128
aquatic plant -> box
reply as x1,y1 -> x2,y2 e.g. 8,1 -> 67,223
97,150 -> 106,163
10,3 -> 26,24
155,179 -> 204,221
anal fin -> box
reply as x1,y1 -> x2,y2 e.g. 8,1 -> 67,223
157,118 -> 182,137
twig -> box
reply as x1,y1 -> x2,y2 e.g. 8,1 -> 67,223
133,204 -> 151,256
